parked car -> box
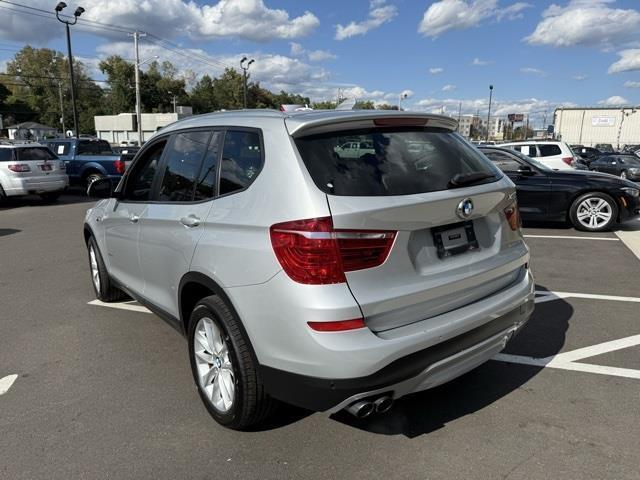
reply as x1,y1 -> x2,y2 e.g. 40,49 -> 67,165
500,140 -> 575,170
480,146 -> 640,231
333,140 -> 374,158
572,146 -> 603,166
42,137 -> 125,188
0,142 -> 68,202
589,154 -> 640,181
595,143 -> 614,153
84,110 -> 535,429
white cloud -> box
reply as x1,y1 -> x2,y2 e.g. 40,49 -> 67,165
0,0 -> 320,44
429,67 -> 444,74
288,42 -> 336,62
520,67 -> 548,77
608,49 -> 640,74
418,0 -> 530,38
598,95 -> 628,105
471,57 -> 492,66
572,74 -> 588,80
335,0 -> 398,40
525,0 -> 640,49
442,84 -> 457,92
624,80 -> 640,89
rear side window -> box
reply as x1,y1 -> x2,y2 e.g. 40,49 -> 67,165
15,147 -> 57,161
219,130 -> 262,196
77,140 -> 114,156
483,151 -> 522,172
512,145 -> 538,157
0,149 -> 12,162
50,142 -> 70,156
125,140 -> 167,201
294,127 -> 498,196
157,131 -> 211,202
538,144 -> 561,157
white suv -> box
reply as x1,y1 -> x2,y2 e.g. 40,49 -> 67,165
0,142 -> 68,201
500,141 -> 575,170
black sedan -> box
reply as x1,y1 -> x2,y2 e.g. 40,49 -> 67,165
479,146 -> 640,232
589,154 -> 640,181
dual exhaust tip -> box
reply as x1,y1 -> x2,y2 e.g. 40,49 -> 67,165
346,395 -> 394,419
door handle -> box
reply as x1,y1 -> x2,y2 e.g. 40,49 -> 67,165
180,215 -> 201,227
129,214 -> 139,223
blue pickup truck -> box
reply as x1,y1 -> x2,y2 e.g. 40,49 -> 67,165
41,137 -> 126,188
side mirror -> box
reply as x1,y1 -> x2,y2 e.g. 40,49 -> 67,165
87,177 -> 113,198
517,165 -> 535,175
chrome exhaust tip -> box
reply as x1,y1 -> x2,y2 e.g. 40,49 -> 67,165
346,400 -> 375,419
373,395 -> 394,414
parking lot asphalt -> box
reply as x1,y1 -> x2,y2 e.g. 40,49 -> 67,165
1,194 -> 639,480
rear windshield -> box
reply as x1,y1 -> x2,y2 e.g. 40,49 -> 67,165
0,149 -> 12,162
14,147 -> 58,161
77,140 -> 114,156
294,127 -> 500,196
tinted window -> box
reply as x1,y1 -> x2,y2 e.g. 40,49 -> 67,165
194,131 -> 221,201
158,131 -> 211,202
15,147 -> 57,161
538,144 -> 562,157
125,140 -> 166,201
513,145 -> 538,157
219,130 -> 262,196
617,155 -> 640,165
483,151 -> 522,172
295,128 -> 498,196
77,140 -> 114,156
0,149 -> 13,162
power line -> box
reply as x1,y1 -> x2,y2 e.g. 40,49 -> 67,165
145,35 -> 232,72
0,72 -> 110,84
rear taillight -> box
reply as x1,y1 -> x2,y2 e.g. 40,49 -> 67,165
270,217 -> 396,285
7,164 -> 31,172
114,160 -> 126,174
307,318 -> 366,332
504,201 -> 521,231
561,156 -> 573,166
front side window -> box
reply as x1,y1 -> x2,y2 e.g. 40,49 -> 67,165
157,131 -> 211,202
194,131 -> 221,201
295,127 -> 499,196
15,147 -> 58,161
219,130 -> 263,196
124,140 -> 167,201
77,140 -> 114,156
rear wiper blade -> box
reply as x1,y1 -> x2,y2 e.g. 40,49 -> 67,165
448,171 -> 496,188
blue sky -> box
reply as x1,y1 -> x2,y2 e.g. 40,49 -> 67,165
1,0 -> 640,124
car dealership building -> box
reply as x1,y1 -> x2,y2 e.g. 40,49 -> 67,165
554,106 -> 640,148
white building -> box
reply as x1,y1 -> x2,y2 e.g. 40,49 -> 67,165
483,117 -> 505,140
94,109 -> 193,145
554,107 -> 640,148
456,115 -> 482,138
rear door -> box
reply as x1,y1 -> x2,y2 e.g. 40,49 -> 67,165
294,124 -> 527,332
137,129 -> 220,318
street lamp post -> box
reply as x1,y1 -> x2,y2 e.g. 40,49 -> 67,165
398,92 -> 408,111
55,2 -> 84,138
486,85 -> 493,142
240,57 -> 254,109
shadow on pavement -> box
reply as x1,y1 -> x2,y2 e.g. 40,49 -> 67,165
329,284 -> 571,437
0,228 -> 21,237
0,189 -> 92,211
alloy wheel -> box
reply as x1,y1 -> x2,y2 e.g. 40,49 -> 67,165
193,317 -> 235,413
89,245 -> 100,292
576,197 -> 612,230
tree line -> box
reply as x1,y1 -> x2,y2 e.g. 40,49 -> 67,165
1,46 -> 397,135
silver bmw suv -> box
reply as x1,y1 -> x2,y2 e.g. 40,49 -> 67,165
84,110 -> 534,429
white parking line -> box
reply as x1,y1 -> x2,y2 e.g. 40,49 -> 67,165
535,290 -> 640,304
87,299 -> 151,313
0,374 -> 18,395
524,235 -> 619,241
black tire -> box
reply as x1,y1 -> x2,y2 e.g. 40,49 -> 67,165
40,191 -> 62,202
569,192 -> 618,232
85,172 -> 105,188
86,236 -> 128,302
188,295 -> 277,430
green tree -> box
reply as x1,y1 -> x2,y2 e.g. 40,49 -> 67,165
355,100 -> 375,110
312,100 -> 336,109
99,55 -> 135,114
376,103 -> 399,110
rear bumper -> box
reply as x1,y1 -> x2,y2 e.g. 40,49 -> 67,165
260,297 -> 533,412
3,175 -> 69,196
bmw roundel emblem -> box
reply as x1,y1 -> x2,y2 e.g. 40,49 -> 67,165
456,198 -> 474,219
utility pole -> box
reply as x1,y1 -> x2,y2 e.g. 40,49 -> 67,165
486,85 -> 493,142
57,82 -> 66,135
240,57 -> 254,109
131,31 -> 147,145
457,101 -> 462,131
55,2 -> 85,138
